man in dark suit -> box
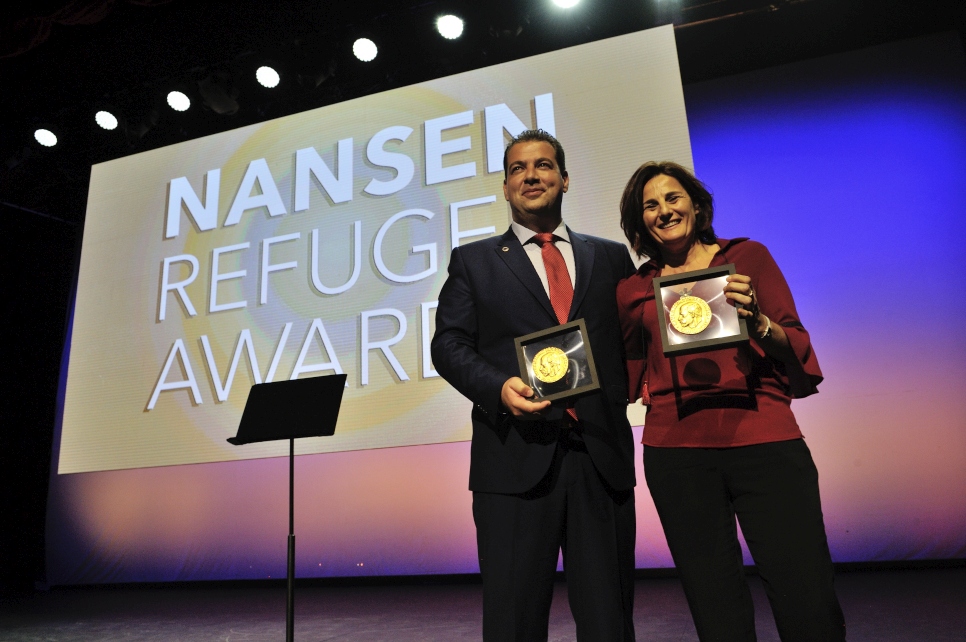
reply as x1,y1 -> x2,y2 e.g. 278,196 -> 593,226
431,129 -> 637,640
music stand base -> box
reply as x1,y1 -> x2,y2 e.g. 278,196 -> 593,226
286,438 -> 296,642
286,533 -> 295,642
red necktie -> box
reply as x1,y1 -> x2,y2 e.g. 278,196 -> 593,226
533,233 -> 573,324
533,233 -> 579,423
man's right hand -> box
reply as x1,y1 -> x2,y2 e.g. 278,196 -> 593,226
501,377 -> 552,417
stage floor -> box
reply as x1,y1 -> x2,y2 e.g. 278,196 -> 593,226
2,567 -> 963,641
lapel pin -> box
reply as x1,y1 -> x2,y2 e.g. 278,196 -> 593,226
501,246 -> 509,252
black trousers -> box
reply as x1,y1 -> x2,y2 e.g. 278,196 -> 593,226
644,439 -> 845,642
473,442 -> 636,642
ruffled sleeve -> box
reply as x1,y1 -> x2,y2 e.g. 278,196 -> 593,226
739,241 -> 823,398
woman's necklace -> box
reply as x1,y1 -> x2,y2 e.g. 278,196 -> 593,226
660,242 -> 717,276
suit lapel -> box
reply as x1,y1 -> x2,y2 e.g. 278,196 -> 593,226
493,228 -> 558,323
568,228 -> 595,321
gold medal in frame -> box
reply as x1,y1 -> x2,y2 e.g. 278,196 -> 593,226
653,263 -> 749,355
514,319 -> 600,402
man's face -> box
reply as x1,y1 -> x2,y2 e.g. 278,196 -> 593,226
503,140 -> 569,224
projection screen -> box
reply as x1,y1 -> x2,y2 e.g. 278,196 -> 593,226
59,25 -> 687,474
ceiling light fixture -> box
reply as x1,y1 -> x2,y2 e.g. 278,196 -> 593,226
552,0 -> 580,7
166,90 -> 191,112
34,129 -> 58,147
95,110 -> 119,130
353,38 -> 378,62
197,72 -> 239,115
437,15 -> 464,39
256,66 -> 280,88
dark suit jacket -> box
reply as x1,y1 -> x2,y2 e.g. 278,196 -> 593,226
431,226 -> 637,494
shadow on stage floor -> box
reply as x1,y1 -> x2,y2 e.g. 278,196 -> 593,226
1,565 -> 963,641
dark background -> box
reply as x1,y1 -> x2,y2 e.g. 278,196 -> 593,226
3,0 -> 964,596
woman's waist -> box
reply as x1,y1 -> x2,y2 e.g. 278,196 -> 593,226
641,390 -> 801,447
647,375 -> 793,403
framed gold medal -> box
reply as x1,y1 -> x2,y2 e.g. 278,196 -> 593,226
514,319 -> 600,402
653,263 -> 750,355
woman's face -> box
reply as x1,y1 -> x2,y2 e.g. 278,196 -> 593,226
641,174 -> 701,254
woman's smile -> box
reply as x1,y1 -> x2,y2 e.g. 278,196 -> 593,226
641,174 -> 699,249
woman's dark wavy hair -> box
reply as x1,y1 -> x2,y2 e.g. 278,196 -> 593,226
619,161 -> 716,259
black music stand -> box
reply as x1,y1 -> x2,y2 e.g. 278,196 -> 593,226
228,373 -> 347,642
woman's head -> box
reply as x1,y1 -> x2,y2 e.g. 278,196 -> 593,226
620,161 -> 716,259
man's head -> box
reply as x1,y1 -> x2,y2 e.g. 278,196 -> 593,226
502,130 -> 569,232
502,129 -> 566,178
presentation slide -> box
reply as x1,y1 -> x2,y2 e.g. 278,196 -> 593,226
46,29 -> 966,585
58,25 -> 689,474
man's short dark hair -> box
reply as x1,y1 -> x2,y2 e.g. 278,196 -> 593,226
503,129 -> 566,178
619,161 -> 717,259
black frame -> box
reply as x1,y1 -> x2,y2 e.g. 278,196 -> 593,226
513,318 -> 600,402
652,263 -> 749,355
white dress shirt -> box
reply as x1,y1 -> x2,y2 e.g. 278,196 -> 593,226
509,220 -> 576,298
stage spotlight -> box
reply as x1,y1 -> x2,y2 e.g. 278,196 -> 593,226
552,0 -> 580,7
34,129 -> 57,147
198,71 -> 239,115
256,65 -> 280,88
298,58 -> 337,89
95,110 -> 119,130
167,90 -> 190,112
122,108 -> 160,147
353,38 -> 377,62
437,15 -> 464,39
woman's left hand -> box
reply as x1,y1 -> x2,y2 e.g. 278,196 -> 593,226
724,274 -> 760,320
725,275 -> 795,364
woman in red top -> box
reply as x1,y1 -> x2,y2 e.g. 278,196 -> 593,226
617,162 -> 845,641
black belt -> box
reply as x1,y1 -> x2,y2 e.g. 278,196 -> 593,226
502,415 -> 586,451
539,416 -> 577,430
560,434 -> 588,453
558,421 -> 587,453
